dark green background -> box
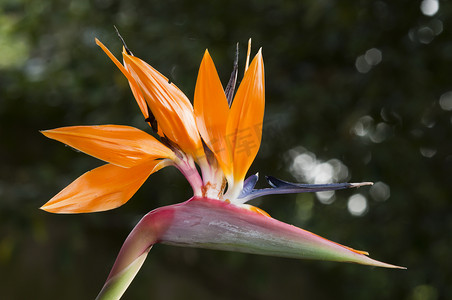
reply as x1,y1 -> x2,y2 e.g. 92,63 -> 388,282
1,0 -> 451,299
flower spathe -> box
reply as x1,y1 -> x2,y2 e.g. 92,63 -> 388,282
42,37 -> 404,300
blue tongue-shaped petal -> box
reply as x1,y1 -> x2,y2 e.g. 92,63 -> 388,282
266,176 -> 371,190
237,176 -> 373,203
238,173 -> 259,198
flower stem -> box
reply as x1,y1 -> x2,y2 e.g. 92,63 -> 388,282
96,209 -> 173,299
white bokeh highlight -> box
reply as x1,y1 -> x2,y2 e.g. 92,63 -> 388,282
369,181 -> 390,202
347,194 -> 368,216
288,147 -> 350,205
420,0 -> 439,16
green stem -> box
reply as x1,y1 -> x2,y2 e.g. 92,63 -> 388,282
96,247 -> 151,300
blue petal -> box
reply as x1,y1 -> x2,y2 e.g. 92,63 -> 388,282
266,176 -> 355,190
237,176 -> 372,203
238,173 -> 259,198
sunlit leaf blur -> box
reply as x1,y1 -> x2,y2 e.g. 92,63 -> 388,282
1,0 -> 451,299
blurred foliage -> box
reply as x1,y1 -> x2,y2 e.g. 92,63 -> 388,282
1,0 -> 451,299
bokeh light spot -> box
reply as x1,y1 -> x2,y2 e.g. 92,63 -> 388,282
420,147 -> 437,158
312,162 -> 334,184
289,147 -> 350,205
420,0 -> 439,16
439,91 -> 452,111
290,148 -> 349,184
370,122 -> 391,143
429,19 -> 443,35
347,194 -> 368,216
352,115 -> 374,137
355,55 -> 371,73
418,26 -> 435,44
369,182 -> 390,202
316,191 -> 335,205
364,48 -> 382,66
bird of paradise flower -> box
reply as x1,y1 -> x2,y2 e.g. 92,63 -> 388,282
41,36 -> 404,299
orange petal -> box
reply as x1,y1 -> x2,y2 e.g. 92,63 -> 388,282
42,125 -> 174,168
123,53 -> 203,158
226,49 -> 265,182
41,161 -> 162,213
241,204 -> 271,217
95,39 -> 150,120
244,38 -> 251,73
194,50 -> 232,176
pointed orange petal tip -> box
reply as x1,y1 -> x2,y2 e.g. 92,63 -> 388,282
194,48 -> 231,175
122,54 -> 202,156
95,39 -> 150,120
227,46 -> 265,182
41,125 -> 174,168
41,162 -> 161,214
245,38 -> 252,72
95,38 -> 134,83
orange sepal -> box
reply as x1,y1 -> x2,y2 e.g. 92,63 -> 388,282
343,246 -> 370,256
194,50 -> 232,175
226,49 -> 265,182
242,204 -> 271,217
41,125 -> 175,168
95,39 -> 150,120
122,53 -> 203,158
41,161 -> 163,213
